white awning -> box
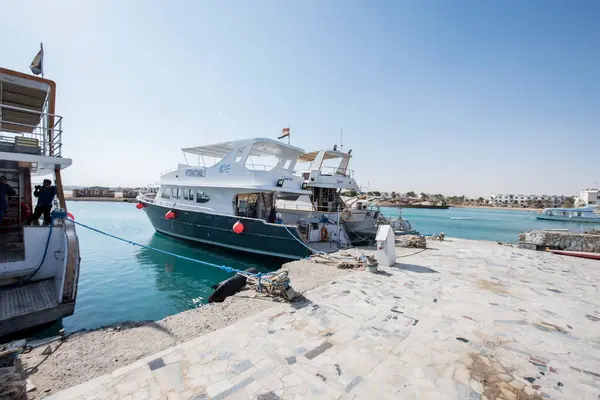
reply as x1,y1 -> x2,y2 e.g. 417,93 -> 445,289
0,70 -> 50,134
182,138 -> 305,159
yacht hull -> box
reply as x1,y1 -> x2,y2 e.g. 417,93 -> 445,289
142,202 -> 310,259
536,215 -> 600,223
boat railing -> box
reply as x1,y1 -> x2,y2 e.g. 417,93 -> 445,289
277,203 -> 346,212
0,102 -> 63,157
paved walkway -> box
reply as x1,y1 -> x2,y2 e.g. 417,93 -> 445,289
48,239 -> 600,399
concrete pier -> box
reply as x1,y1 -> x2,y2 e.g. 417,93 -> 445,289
47,238 -> 600,399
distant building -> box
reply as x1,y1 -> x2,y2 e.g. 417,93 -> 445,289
73,187 -> 115,198
488,194 -> 567,208
574,189 -> 599,207
121,188 -> 140,199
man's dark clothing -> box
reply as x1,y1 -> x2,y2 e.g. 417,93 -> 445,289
30,204 -> 53,225
0,182 -> 16,221
34,186 -> 56,207
0,182 -> 16,210
29,186 -> 57,225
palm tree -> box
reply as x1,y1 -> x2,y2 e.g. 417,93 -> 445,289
562,198 -> 575,208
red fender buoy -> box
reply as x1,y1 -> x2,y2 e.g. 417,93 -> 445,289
233,221 -> 244,234
165,210 -> 176,220
136,202 -> 144,209
67,212 -> 75,220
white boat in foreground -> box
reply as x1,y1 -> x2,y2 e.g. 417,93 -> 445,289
0,67 -> 80,336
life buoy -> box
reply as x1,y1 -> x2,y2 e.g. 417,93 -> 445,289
321,225 -> 329,242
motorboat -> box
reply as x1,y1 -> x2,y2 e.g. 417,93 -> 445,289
0,67 -> 80,336
137,138 -> 319,259
536,206 -> 600,223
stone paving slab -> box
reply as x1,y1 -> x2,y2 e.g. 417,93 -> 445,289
47,239 -> 600,399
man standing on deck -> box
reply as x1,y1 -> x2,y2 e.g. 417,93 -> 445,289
0,176 -> 16,222
28,179 -> 56,225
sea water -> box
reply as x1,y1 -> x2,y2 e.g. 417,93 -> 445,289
43,202 -> 595,334
55,201 -> 282,334
380,206 -> 595,242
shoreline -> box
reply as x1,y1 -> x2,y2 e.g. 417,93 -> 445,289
451,204 -> 542,212
19,253 -> 360,397
65,197 -> 137,203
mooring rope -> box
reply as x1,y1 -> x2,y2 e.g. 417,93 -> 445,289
65,217 -> 282,290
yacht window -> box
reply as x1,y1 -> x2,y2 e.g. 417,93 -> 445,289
196,190 -> 210,203
234,148 -> 244,163
161,188 -> 170,199
171,188 -> 176,198
183,188 -> 190,201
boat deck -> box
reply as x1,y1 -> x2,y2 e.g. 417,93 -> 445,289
0,279 -> 56,320
0,242 -> 25,263
0,279 -> 74,337
0,225 -> 26,263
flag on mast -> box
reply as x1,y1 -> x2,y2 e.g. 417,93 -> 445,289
278,127 -> 290,140
30,43 -> 44,76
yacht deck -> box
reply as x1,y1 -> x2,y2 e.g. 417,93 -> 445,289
0,279 -> 74,337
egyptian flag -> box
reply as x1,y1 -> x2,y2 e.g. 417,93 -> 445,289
278,127 -> 290,139
30,44 -> 44,76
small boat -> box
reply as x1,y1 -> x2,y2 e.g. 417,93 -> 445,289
536,206 -> 600,223
547,249 -> 600,260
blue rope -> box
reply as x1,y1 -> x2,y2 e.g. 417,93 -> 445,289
24,217 -> 53,281
67,219 -> 274,278
5,213 -> 59,289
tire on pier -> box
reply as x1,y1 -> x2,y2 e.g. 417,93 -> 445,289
208,267 -> 258,303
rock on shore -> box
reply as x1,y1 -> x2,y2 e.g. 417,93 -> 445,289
522,230 -> 600,252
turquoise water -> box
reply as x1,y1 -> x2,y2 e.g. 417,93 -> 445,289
380,206 -> 596,242
38,202 -> 597,335
56,201 -> 282,334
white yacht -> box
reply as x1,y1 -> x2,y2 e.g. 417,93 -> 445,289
137,138 -> 316,259
0,67 -> 80,336
536,205 -> 600,223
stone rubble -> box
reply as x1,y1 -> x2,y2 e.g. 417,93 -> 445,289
522,230 -> 600,252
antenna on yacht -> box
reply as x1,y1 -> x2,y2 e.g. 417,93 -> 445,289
340,128 -> 343,149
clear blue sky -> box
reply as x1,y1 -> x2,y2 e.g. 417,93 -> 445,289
2,0 -> 598,197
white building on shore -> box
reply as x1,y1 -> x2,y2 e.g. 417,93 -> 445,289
574,189 -> 599,207
488,194 -> 567,208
